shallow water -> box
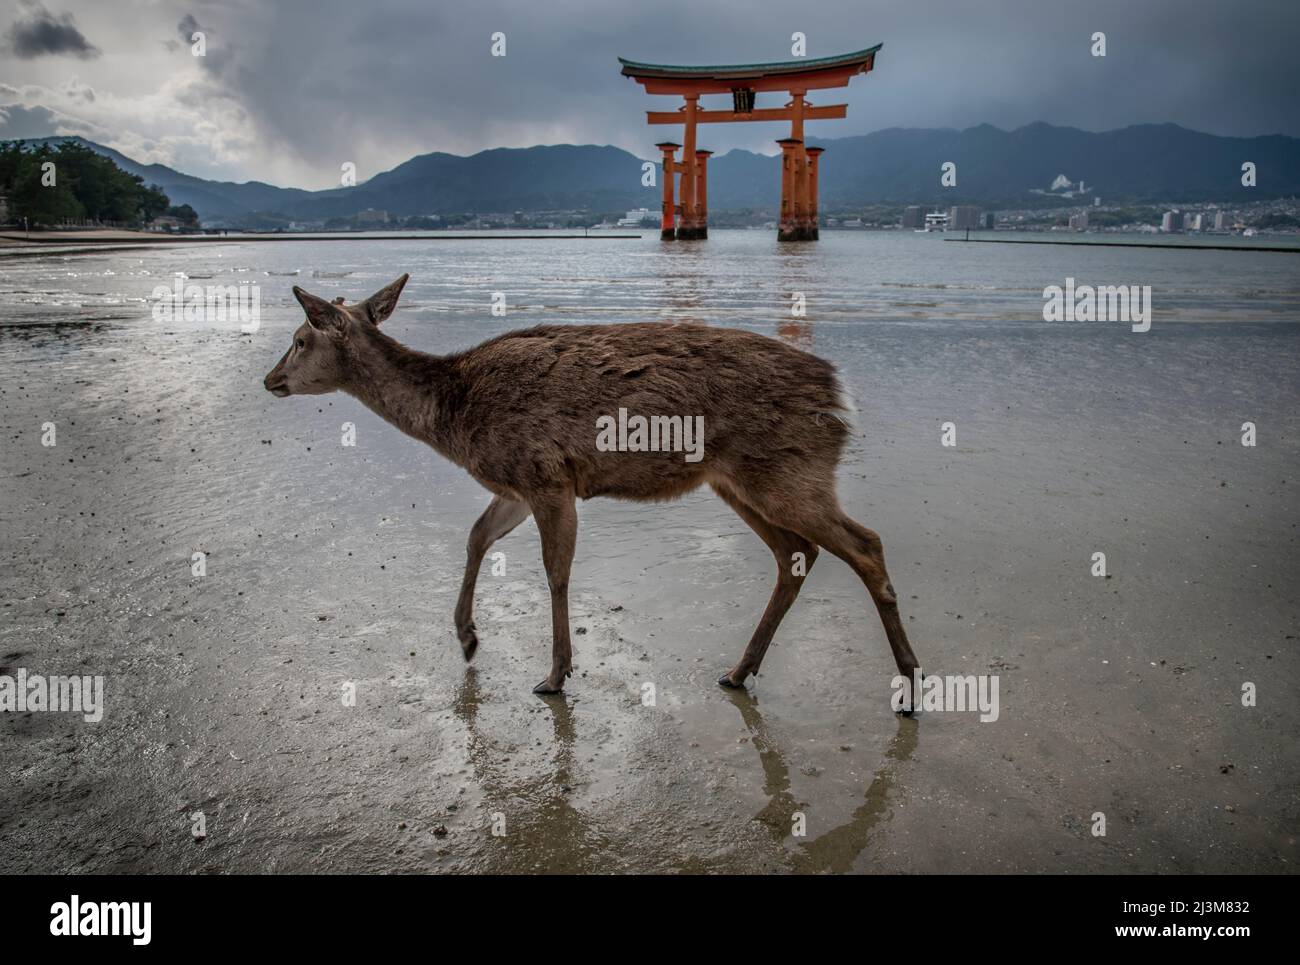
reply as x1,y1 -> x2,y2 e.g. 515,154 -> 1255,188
1,230 -> 1297,873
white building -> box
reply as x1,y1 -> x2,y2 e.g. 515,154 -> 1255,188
617,207 -> 653,227
1047,174 -> 1086,197
1161,211 -> 1184,232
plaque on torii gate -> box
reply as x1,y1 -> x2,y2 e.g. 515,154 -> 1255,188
619,45 -> 881,241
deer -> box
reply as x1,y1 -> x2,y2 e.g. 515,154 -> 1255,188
263,274 -> 921,697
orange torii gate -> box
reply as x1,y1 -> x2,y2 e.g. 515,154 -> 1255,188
619,45 -> 881,241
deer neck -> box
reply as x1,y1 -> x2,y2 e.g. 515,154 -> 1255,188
341,329 -> 456,454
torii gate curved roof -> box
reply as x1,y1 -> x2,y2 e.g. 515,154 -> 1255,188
619,45 -> 881,94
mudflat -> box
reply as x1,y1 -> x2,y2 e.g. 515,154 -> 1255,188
1,233 -> 1296,872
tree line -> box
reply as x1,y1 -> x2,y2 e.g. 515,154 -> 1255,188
0,140 -> 194,228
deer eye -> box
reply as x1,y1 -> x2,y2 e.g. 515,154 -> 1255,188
296,338 -> 305,349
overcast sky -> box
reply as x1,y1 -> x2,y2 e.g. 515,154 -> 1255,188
2,0 -> 1296,189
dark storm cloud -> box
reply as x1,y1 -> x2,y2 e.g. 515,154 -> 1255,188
185,0 -> 1300,183
0,101 -> 99,138
4,1 -> 98,59
163,14 -> 211,53
176,13 -> 208,43
6,0 -> 1295,186
0,102 -> 61,136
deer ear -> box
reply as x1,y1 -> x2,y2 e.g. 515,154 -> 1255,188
293,286 -> 344,331
360,273 -> 409,325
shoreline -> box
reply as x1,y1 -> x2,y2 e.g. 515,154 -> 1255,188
0,229 -> 643,247
945,234 -> 1300,254
3,227 -> 1296,256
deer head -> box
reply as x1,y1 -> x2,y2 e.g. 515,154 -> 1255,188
263,273 -> 409,397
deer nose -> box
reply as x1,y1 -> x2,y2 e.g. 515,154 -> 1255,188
264,367 -> 289,395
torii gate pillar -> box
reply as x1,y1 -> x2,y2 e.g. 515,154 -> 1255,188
676,96 -> 706,239
806,146 -> 824,240
777,138 -> 803,241
655,141 -> 680,239
693,150 -> 712,239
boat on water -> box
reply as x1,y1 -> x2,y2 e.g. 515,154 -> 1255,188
916,212 -> 949,232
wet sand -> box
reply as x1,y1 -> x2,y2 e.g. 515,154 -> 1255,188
1,234 -> 1297,873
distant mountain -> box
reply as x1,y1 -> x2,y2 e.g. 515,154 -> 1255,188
22,136 -> 316,219
796,123 -> 1300,206
21,136 -> 659,222
288,144 -> 660,219
22,123 -> 1299,223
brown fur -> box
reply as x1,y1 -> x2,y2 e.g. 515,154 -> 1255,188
264,274 -> 920,695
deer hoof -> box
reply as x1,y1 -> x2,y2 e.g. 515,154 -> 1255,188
458,626 -> 479,662
717,672 -> 747,689
895,668 -> 923,716
532,669 -> 571,695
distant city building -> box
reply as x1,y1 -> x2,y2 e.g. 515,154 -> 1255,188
1161,211 -> 1184,232
948,205 -> 982,230
901,205 -> 924,229
1213,210 -> 1227,231
1069,211 -> 1089,230
924,211 -> 949,230
617,207 -> 653,226
1185,213 -> 1202,231
356,208 -> 389,223
982,211 -> 995,229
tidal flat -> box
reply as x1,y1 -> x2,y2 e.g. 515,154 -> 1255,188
1,230 -> 1296,872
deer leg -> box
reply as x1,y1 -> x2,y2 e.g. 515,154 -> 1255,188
793,511 -> 921,680
455,495 -> 531,660
529,492 -> 578,695
713,485 -> 818,688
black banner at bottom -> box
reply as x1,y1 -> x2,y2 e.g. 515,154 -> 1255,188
0,874 -> 1281,950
